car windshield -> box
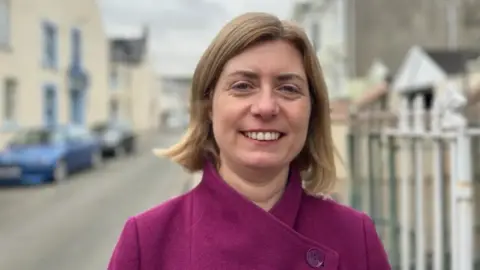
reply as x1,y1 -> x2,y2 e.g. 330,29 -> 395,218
10,129 -> 63,145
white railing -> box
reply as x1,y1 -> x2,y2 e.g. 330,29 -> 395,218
384,84 -> 478,270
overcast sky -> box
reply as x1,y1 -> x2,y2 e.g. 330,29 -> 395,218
99,0 -> 296,76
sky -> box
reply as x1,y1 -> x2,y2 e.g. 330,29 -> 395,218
99,0 -> 296,77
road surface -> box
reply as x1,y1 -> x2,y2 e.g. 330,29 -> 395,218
0,131 -> 191,270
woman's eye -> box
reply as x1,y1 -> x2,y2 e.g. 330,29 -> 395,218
279,85 -> 299,93
231,82 -> 252,91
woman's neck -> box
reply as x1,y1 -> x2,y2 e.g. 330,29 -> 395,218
218,161 -> 289,211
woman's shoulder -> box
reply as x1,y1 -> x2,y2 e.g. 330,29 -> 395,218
108,189 -> 196,269
132,188 -> 195,228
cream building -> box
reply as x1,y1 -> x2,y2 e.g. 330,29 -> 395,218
0,0 -> 109,147
108,28 -> 159,132
292,0 -> 349,100
158,75 -> 191,129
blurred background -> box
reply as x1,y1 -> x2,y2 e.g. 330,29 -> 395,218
0,0 -> 479,269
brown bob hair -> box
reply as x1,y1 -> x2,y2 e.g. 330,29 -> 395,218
155,12 -> 337,195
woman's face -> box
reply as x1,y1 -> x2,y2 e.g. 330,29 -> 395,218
211,40 -> 311,171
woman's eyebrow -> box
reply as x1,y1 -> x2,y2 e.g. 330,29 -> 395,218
226,70 -> 306,83
276,73 -> 306,83
226,70 -> 258,79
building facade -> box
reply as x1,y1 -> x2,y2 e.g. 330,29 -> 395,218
158,75 -> 191,129
349,0 -> 480,78
293,0 -> 349,100
0,0 -> 109,146
293,0 -> 480,81
108,27 -> 159,132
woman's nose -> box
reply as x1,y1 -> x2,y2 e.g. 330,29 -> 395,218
250,89 -> 279,119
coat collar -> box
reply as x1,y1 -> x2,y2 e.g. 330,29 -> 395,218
200,160 -> 303,229
194,161 -> 340,269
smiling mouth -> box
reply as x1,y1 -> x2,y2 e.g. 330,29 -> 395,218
241,131 -> 284,141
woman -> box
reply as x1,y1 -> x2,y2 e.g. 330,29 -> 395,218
108,12 -> 391,270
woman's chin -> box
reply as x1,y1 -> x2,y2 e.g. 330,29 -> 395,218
239,154 -> 285,169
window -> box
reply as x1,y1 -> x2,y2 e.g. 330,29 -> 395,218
42,21 -> 58,69
43,85 -> 57,126
406,88 -> 434,110
110,66 -> 119,89
0,0 -> 10,46
71,28 -> 81,65
109,99 -> 119,121
464,0 -> 480,27
3,78 -> 16,123
70,90 -> 84,125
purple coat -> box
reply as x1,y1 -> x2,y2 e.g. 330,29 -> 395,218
108,162 -> 391,269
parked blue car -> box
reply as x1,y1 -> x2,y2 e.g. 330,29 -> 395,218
0,125 -> 103,185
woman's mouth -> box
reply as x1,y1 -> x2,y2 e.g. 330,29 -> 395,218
241,131 -> 284,141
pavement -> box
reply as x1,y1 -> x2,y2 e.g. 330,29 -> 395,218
0,130 -> 193,270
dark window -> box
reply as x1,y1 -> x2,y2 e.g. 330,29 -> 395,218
3,78 -> 16,121
43,22 -> 58,69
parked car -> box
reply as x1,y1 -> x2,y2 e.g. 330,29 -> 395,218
0,125 -> 103,185
91,121 -> 137,157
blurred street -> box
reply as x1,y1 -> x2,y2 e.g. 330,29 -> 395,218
0,130 -> 190,270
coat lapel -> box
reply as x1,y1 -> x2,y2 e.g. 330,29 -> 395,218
267,168 -> 302,228
189,161 -> 339,269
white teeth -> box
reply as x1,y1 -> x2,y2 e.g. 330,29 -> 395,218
244,132 -> 281,141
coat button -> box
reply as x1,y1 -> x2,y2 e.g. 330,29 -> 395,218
306,248 -> 324,268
